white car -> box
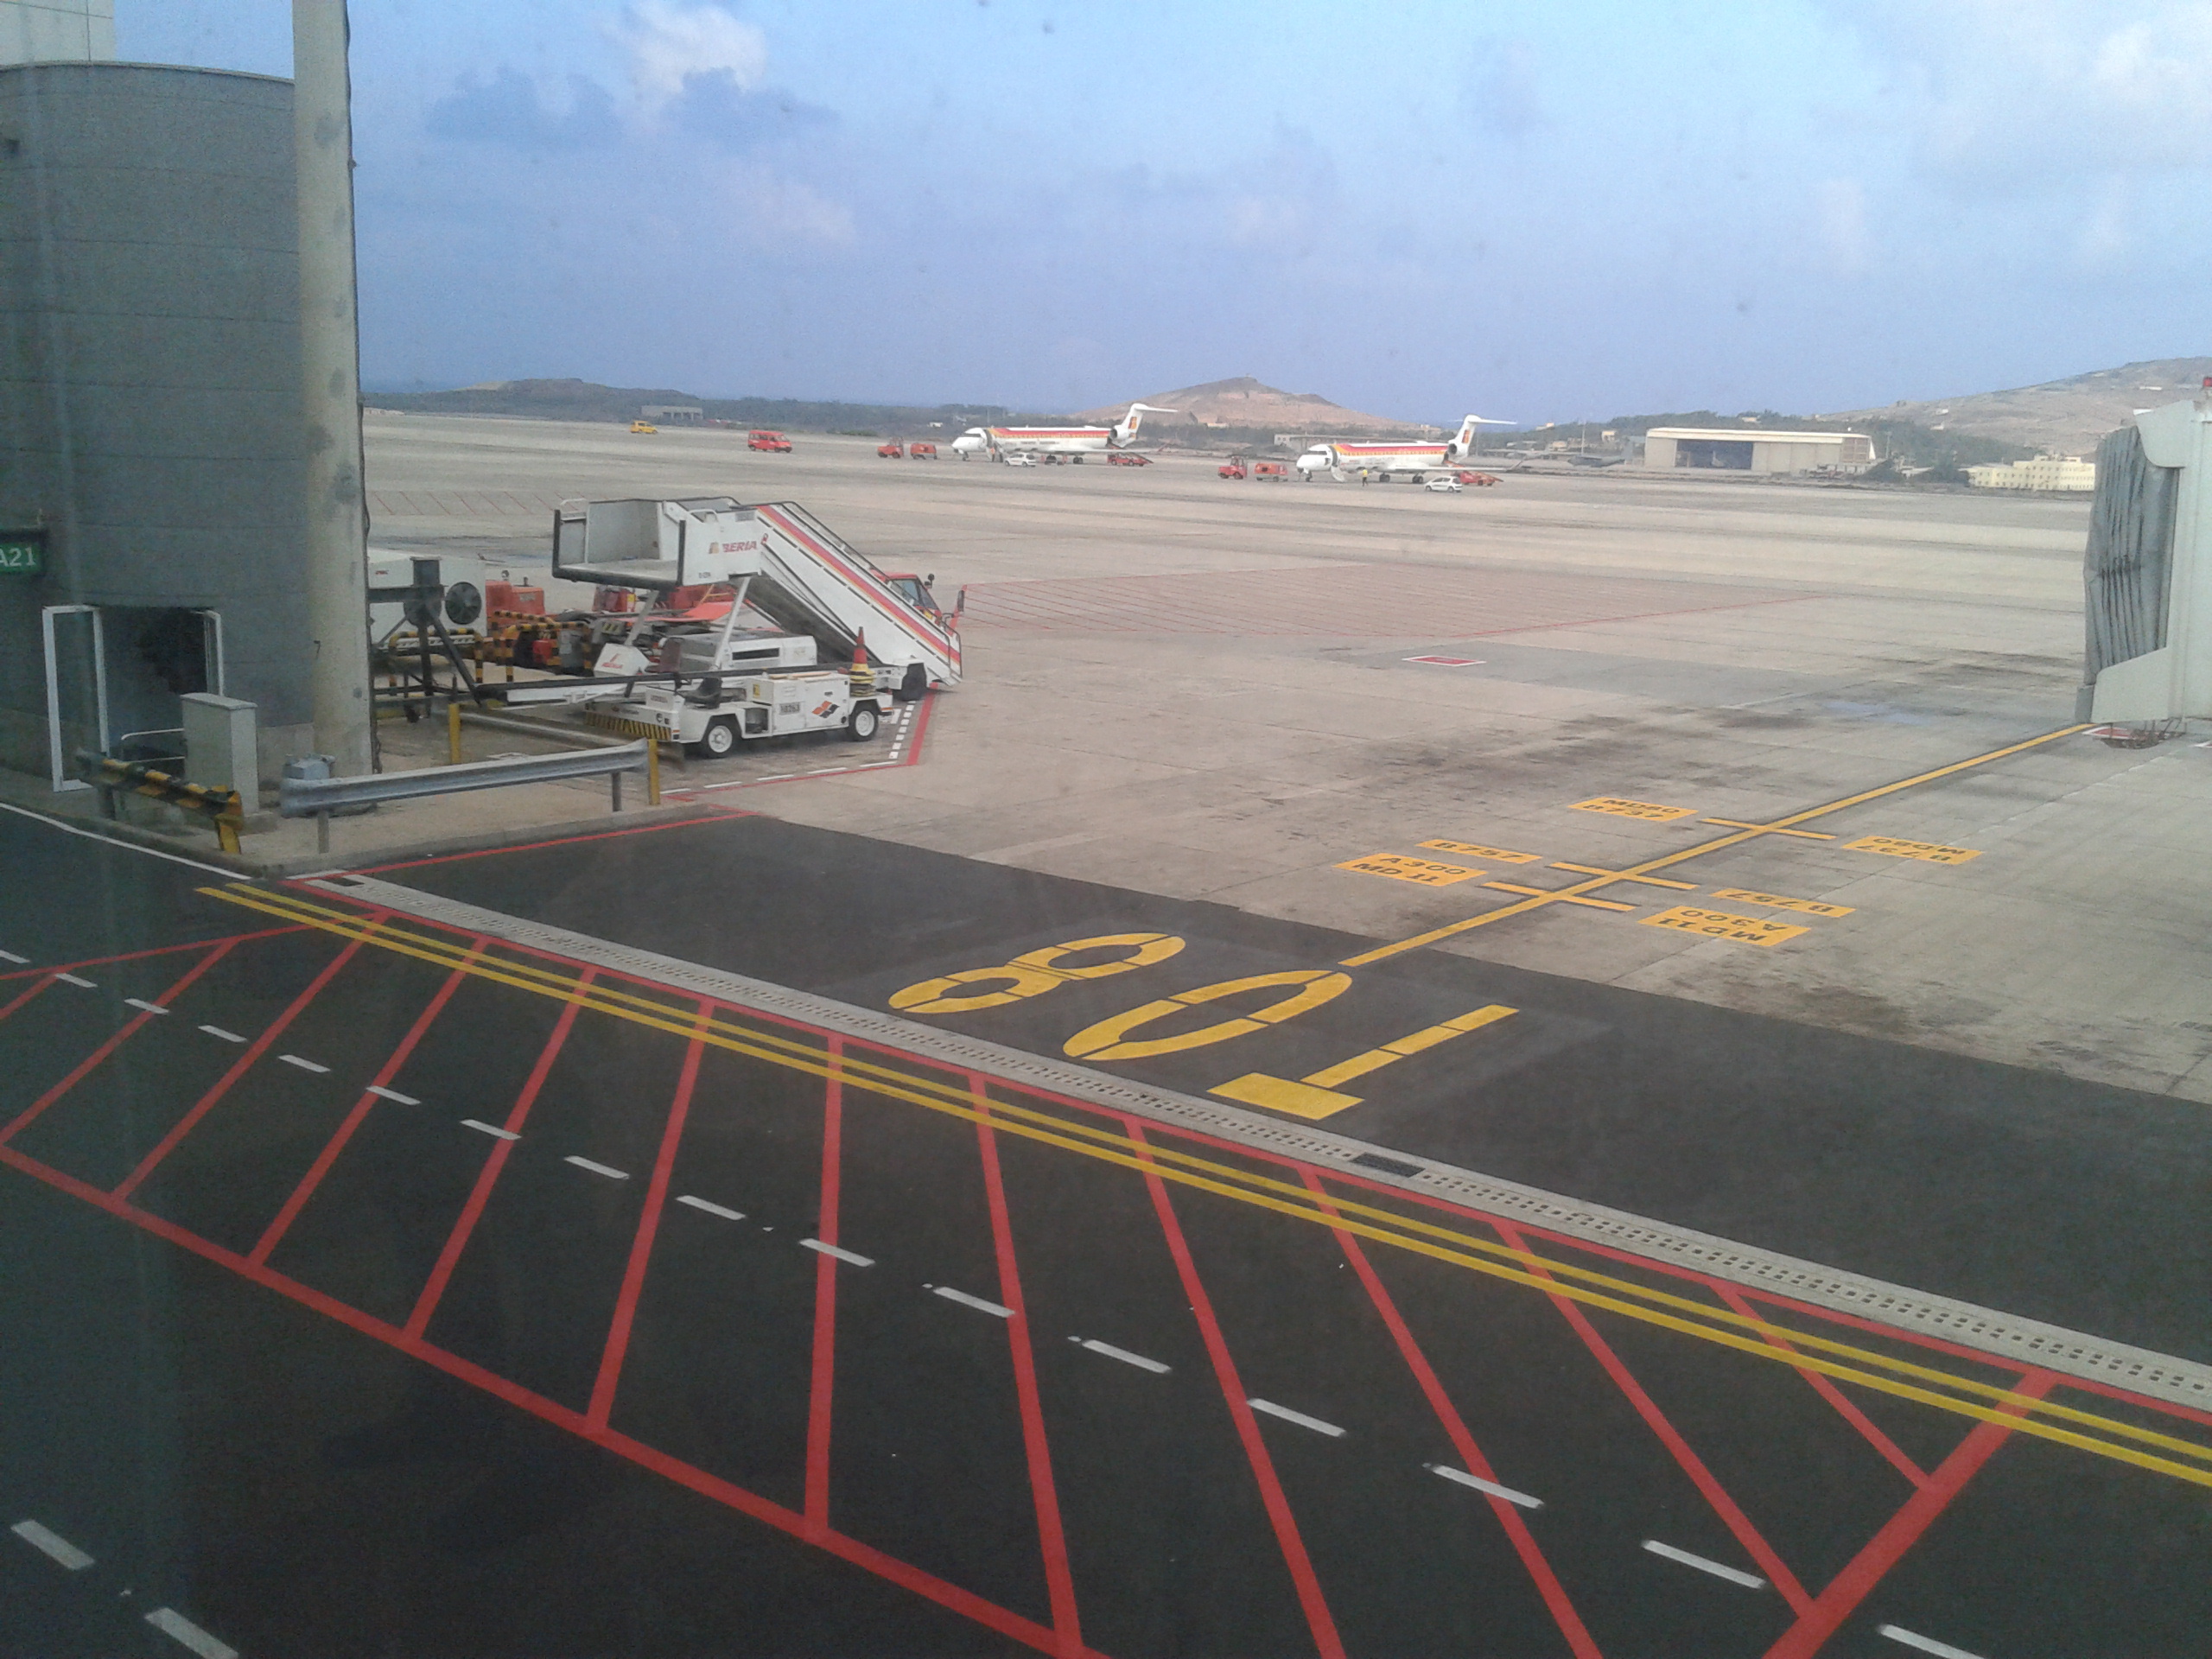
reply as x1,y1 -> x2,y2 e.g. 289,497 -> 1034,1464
1423,474 -> 1464,492
1003,452 -> 1039,467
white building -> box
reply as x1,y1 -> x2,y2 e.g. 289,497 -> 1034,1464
0,0 -> 111,64
1643,428 -> 1876,474
1965,456 -> 2097,492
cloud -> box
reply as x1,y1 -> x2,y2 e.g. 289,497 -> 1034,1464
1815,177 -> 1871,274
425,69 -> 620,149
670,74 -> 837,150
718,162 -> 855,247
1461,38 -> 1543,138
618,0 -> 768,115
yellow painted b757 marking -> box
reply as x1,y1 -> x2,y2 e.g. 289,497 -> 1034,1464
1420,839 -> 1541,863
1847,836 -> 1981,864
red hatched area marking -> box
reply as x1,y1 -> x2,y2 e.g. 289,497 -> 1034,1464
959,563 -> 1818,638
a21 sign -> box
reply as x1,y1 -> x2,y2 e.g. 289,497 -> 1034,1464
0,530 -> 46,575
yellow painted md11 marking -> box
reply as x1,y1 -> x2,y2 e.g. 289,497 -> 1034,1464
1710,888 -> 1855,918
1420,839 -> 1542,864
1573,797 -> 1696,822
1211,1005 -> 1517,1120
1847,836 -> 1982,865
1641,906 -> 1808,946
1338,854 -> 1485,887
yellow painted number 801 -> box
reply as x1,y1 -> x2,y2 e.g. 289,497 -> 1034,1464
888,933 -> 1187,1015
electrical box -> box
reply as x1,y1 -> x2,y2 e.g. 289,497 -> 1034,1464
181,693 -> 258,805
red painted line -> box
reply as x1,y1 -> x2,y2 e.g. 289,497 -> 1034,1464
1131,1122 -> 1345,1659
1762,1370 -> 2057,1659
973,1080 -> 1084,1656
0,923 -> 306,984
247,942 -> 486,1267
1713,1282 -> 1930,1490
0,1139 -> 1095,1659
805,1037 -> 846,1537
109,930 -> 372,1197
1494,1217 -> 1813,1614
402,969 -> 595,1339
352,813 -> 752,874
1302,1171 -> 1604,1659
589,998 -> 715,1429
0,976 -> 53,1024
0,940 -> 244,1147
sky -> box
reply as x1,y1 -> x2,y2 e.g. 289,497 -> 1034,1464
121,1 -> 2212,425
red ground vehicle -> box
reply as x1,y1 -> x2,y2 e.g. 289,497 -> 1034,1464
748,429 -> 793,452
1254,461 -> 1288,480
1217,459 -> 1249,480
1454,469 -> 1502,486
909,442 -> 938,459
877,442 -> 903,458
1106,452 -> 1148,466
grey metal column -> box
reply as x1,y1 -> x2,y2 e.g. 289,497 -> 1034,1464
293,0 -> 373,773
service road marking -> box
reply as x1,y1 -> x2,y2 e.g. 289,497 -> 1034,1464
1247,1398 -> 1345,1437
1573,797 -> 1695,822
801,1238 -> 874,1267
1425,1463 -> 1543,1509
565,1155 -> 629,1179
199,1025 -> 245,1042
1337,853 -> 1484,886
1640,906 -> 1809,946
10,1519 -> 93,1569
365,1085 -> 418,1104
54,972 -> 96,988
676,1194 -> 745,1221
1420,839 -> 1541,863
461,1118 -> 519,1141
1878,1624 -> 1989,1659
278,1053 -> 330,1073
1642,1539 -> 1765,1589
1710,887 -> 1854,917
1847,835 -> 1982,864
0,950 -> 27,964
1074,1338 -> 1171,1373
931,1284 -> 1013,1318
145,1607 -> 238,1659
125,998 -> 170,1015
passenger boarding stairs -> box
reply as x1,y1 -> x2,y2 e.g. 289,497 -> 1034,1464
552,497 -> 960,690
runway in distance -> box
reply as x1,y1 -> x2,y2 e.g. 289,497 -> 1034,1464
1295,412 -> 1514,480
950,402 -> 1177,460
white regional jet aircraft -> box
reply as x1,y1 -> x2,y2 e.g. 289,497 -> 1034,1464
950,403 -> 1179,461
1294,413 -> 1514,481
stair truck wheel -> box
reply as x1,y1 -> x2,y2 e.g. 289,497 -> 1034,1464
894,662 -> 928,702
694,716 -> 738,759
847,701 -> 880,742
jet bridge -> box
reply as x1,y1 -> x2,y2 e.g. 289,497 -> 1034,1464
551,496 -> 961,692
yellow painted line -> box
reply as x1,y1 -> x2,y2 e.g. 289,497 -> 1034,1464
1710,888 -> 1854,918
1572,797 -> 1696,821
1337,854 -> 1485,887
199,881 -> 2212,1489
1641,905 -> 1809,947
1420,839 -> 1542,864
1551,861 -> 1699,890
1343,726 -> 2088,966
1704,817 -> 1836,840
1847,835 -> 1982,865
1211,1005 -> 1518,1118
1484,882 -> 1637,912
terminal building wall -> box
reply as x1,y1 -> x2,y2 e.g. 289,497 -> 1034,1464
0,62 -> 309,784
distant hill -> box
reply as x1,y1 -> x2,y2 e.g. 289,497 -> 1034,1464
365,378 -> 1071,435
1074,376 -> 1435,438
1824,358 -> 2212,459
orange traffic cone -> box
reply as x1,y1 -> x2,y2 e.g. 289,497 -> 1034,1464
849,630 -> 874,696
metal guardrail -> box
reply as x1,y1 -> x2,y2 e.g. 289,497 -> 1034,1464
280,741 -> 660,852
83,755 -> 245,854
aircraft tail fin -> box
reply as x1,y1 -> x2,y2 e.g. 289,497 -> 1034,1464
1115,403 -> 1179,445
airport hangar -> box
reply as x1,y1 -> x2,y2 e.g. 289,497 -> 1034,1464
1643,427 -> 1876,473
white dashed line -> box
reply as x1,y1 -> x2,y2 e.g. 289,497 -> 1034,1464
676,1194 -> 744,1220
800,1238 -> 874,1267
145,1607 -> 238,1659
1642,1539 -> 1765,1589
278,1054 -> 329,1073
54,972 -> 95,988
0,950 -> 27,964
1075,1338 -> 1170,1374
565,1155 -> 629,1179
10,1519 -> 93,1569
125,999 -> 170,1015
365,1085 -> 417,1104
1426,1463 -> 1544,1509
461,1119 -> 518,1141
199,1025 -> 245,1043
931,1285 -> 1013,1318
1878,1626 -> 1989,1659
1246,1398 -> 1345,1438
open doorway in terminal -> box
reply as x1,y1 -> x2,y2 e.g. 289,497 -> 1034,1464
1675,437 -> 1753,468
38,603 -> 225,789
